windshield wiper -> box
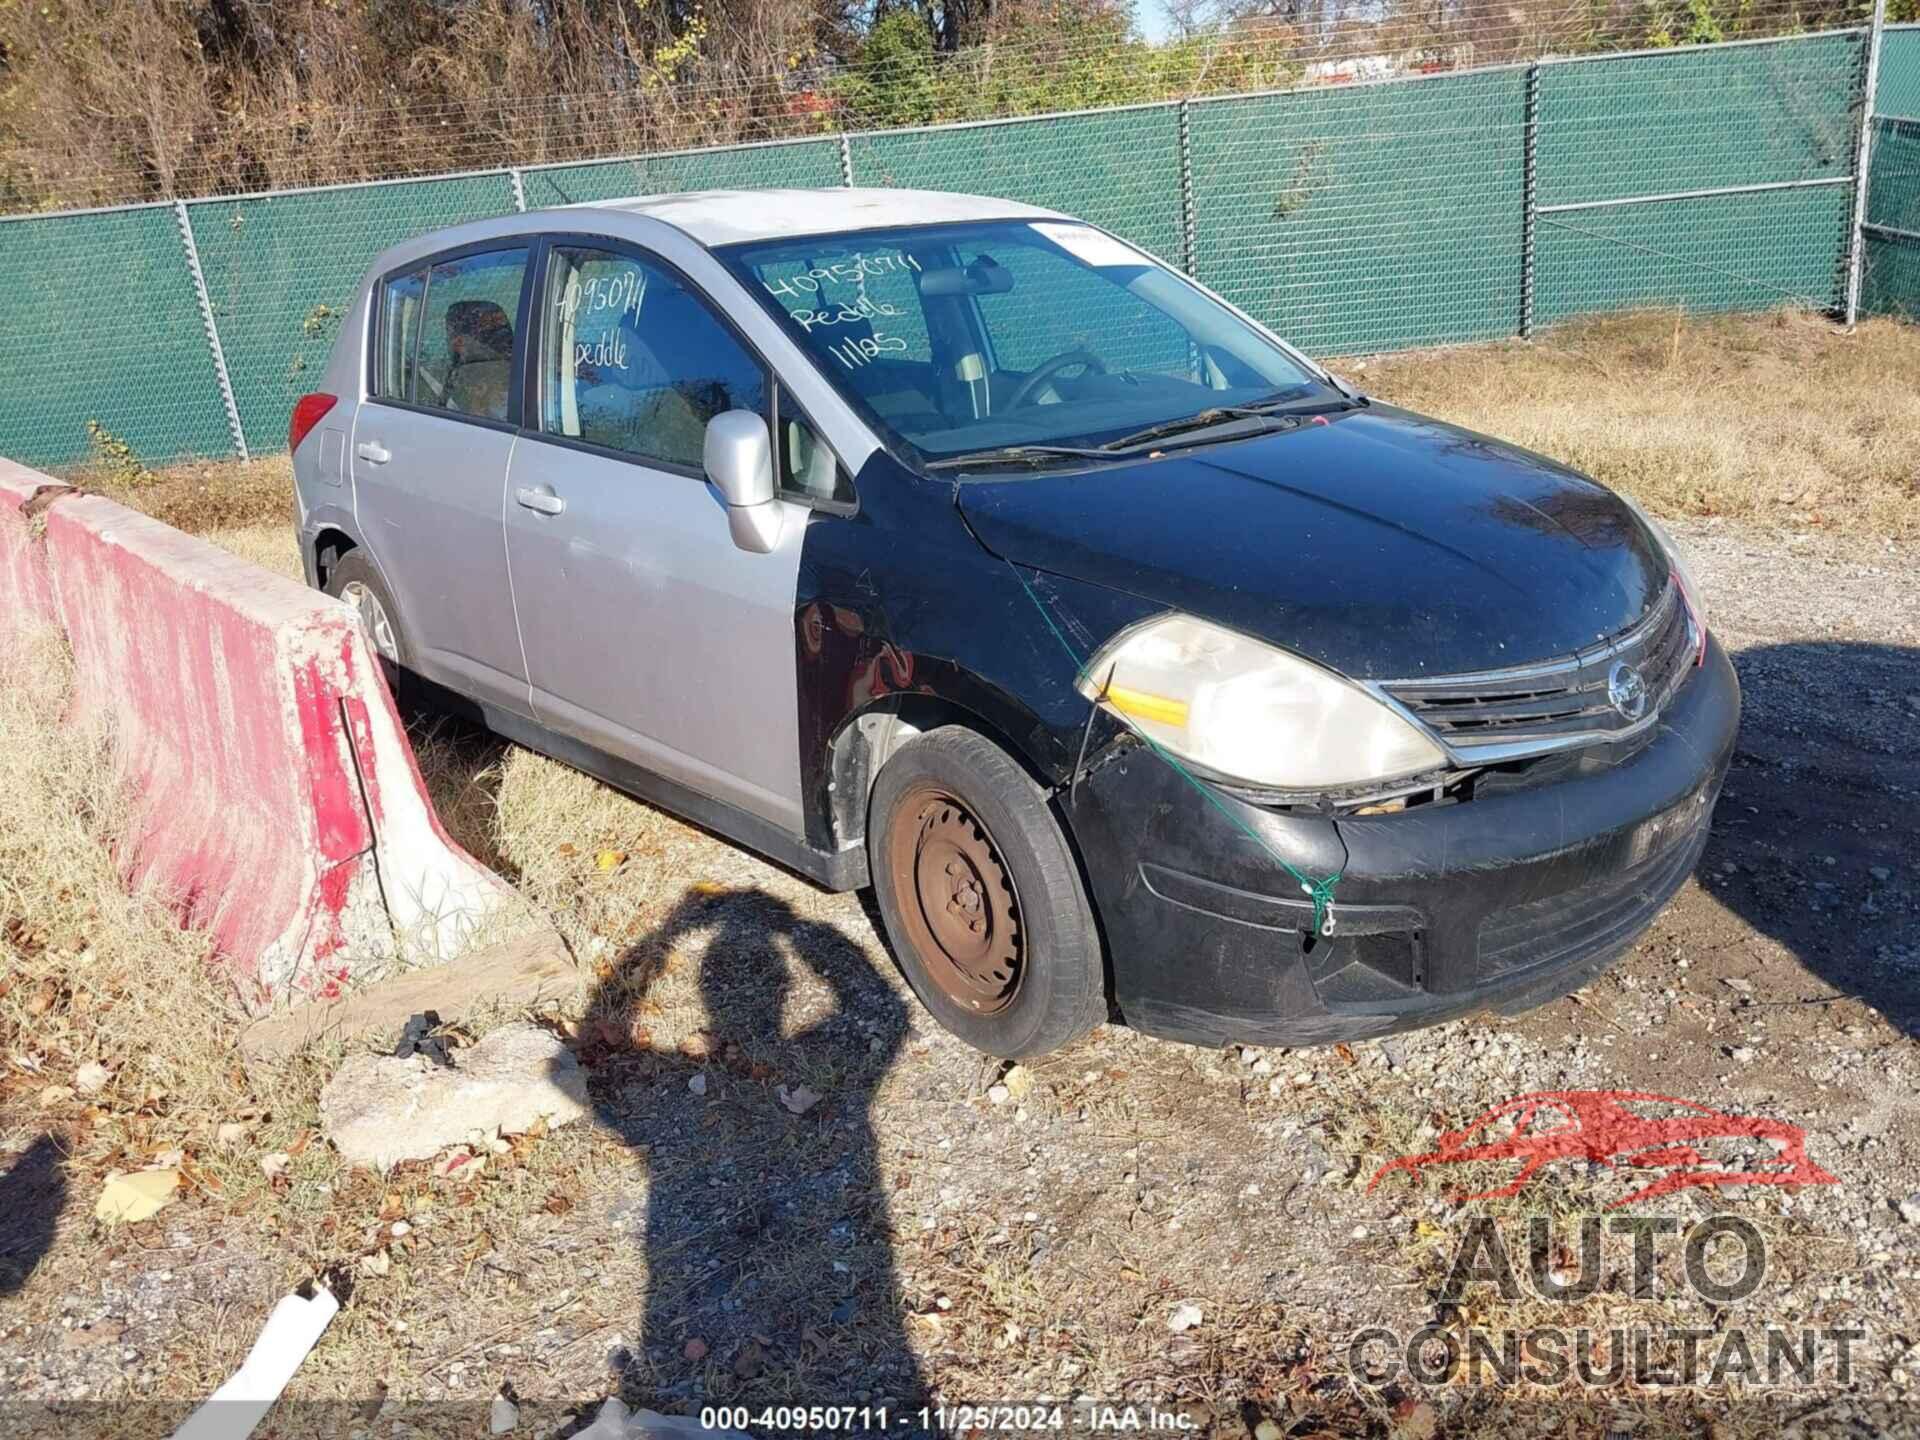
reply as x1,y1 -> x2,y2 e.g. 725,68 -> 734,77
1101,406 -> 1299,454
924,443 -> 1115,471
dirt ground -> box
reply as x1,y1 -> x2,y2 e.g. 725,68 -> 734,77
3,312 -> 1918,1437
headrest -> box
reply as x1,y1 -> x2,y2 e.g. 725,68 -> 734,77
447,300 -> 514,363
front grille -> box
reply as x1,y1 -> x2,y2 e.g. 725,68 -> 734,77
1477,818 -> 1707,978
1380,581 -> 1694,753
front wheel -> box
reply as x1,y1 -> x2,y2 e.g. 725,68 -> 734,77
868,727 -> 1106,1059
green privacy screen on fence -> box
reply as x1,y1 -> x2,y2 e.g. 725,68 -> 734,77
189,173 -> 520,458
850,106 -> 1186,266
0,205 -> 233,466
1864,28 -> 1920,319
1187,68 -> 1527,355
1534,35 -> 1861,321
0,27 -> 1913,469
520,139 -> 845,208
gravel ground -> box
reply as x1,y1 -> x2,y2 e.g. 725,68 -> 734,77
2,516 -> 1917,1438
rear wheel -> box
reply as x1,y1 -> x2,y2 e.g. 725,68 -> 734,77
325,551 -> 409,691
869,727 -> 1105,1059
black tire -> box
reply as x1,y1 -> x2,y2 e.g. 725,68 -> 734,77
323,550 -> 412,689
868,726 -> 1105,1059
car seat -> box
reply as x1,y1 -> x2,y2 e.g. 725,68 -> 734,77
445,300 -> 515,420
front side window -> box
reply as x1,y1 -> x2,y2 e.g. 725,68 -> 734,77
719,221 -> 1324,465
376,268 -> 427,402
414,248 -> 529,422
539,245 -> 766,470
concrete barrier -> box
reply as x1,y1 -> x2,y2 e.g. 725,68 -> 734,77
0,459 -> 65,634
1,462 -> 518,1013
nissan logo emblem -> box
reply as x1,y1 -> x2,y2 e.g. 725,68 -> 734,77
1608,660 -> 1648,721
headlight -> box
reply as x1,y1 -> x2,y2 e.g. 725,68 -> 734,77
1075,614 -> 1446,791
1618,494 -> 1708,666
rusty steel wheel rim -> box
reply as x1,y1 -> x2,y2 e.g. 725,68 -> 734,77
886,786 -> 1024,1014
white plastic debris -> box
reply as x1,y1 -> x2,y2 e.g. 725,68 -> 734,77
170,1283 -> 339,1440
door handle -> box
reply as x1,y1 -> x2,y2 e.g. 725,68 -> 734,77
356,441 -> 391,465
515,486 -> 566,517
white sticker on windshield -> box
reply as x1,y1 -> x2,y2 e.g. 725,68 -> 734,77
1030,222 -> 1153,268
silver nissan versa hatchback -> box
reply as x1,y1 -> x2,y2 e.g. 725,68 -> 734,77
291,188 -> 1738,1060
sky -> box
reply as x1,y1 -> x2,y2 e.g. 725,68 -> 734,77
1137,0 -> 1179,42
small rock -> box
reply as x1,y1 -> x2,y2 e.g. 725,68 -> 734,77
1729,1046 -> 1757,1063
1870,866 -> 1892,882
489,1391 -> 520,1434
687,1073 -> 707,1097
73,1061 -> 111,1095
1897,1195 -> 1920,1226
214,1121 -> 250,1151
1254,1421 -> 1286,1440
1167,1301 -> 1203,1332
259,1152 -> 291,1181
683,1337 -> 709,1361
320,1023 -> 591,1169
987,1083 -> 1011,1106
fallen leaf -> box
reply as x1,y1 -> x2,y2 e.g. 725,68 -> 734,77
95,1170 -> 180,1224
595,849 -> 627,872
37,1084 -> 74,1109
1167,1301 -> 1203,1333
690,880 -> 727,895
679,1032 -> 714,1060
1335,1042 -> 1356,1066
542,1192 -> 574,1215
1001,1064 -> 1033,1100
776,1083 -> 822,1115
73,1061 -> 111,1094
259,1152 -> 291,1181
286,1129 -> 314,1158
435,1148 -> 483,1180
683,1337 -> 709,1361
557,843 -> 577,857
214,1122 -> 249,1151
361,1249 -> 392,1277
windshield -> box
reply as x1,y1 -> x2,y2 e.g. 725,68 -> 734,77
716,220 -> 1327,466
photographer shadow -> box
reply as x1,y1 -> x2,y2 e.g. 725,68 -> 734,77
1694,640 -> 1919,1038
571,886 -> 927,1413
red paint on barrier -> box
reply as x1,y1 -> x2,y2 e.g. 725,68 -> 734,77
1369,1090 -> 1839,1209
0,466 -> 514,1013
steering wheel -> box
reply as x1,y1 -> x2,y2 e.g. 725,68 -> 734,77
1007,347 -> 1108,410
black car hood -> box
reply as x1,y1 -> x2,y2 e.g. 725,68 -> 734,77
956,404 -> 1669,680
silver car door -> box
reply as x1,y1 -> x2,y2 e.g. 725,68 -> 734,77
351,246 -> 532,714
503,240 -> 807,836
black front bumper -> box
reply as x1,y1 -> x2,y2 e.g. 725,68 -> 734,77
1065,636 -> 1741,1048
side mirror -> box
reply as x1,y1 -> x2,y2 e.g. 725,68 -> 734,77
703,409 -> 782,553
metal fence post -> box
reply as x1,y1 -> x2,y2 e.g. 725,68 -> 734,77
1178,98 -> 1197,276
1521,63 -> 1541,339
839,133 -> 855,187
1845,0 -> 1889,326
509,167 -> 528,212
173,199 -> 249,462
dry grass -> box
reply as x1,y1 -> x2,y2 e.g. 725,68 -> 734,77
1347,309 -> 1920,540
68,454 -> 296,539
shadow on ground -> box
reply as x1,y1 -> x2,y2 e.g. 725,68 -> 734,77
567,886 -> 926,1412
1697,641 -> 1920,1037
0,1135 -> 64,1297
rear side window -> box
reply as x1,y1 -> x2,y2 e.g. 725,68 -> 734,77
376,268 -> 426,402
539,245 -> 766,470
413,248 -> 529,422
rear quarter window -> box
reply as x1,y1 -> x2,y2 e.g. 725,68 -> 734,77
376,268 -> 427,402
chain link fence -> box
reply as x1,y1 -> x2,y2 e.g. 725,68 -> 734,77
1,19 -> 1915,471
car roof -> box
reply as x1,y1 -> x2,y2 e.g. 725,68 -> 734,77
573,187 -> 1070,247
